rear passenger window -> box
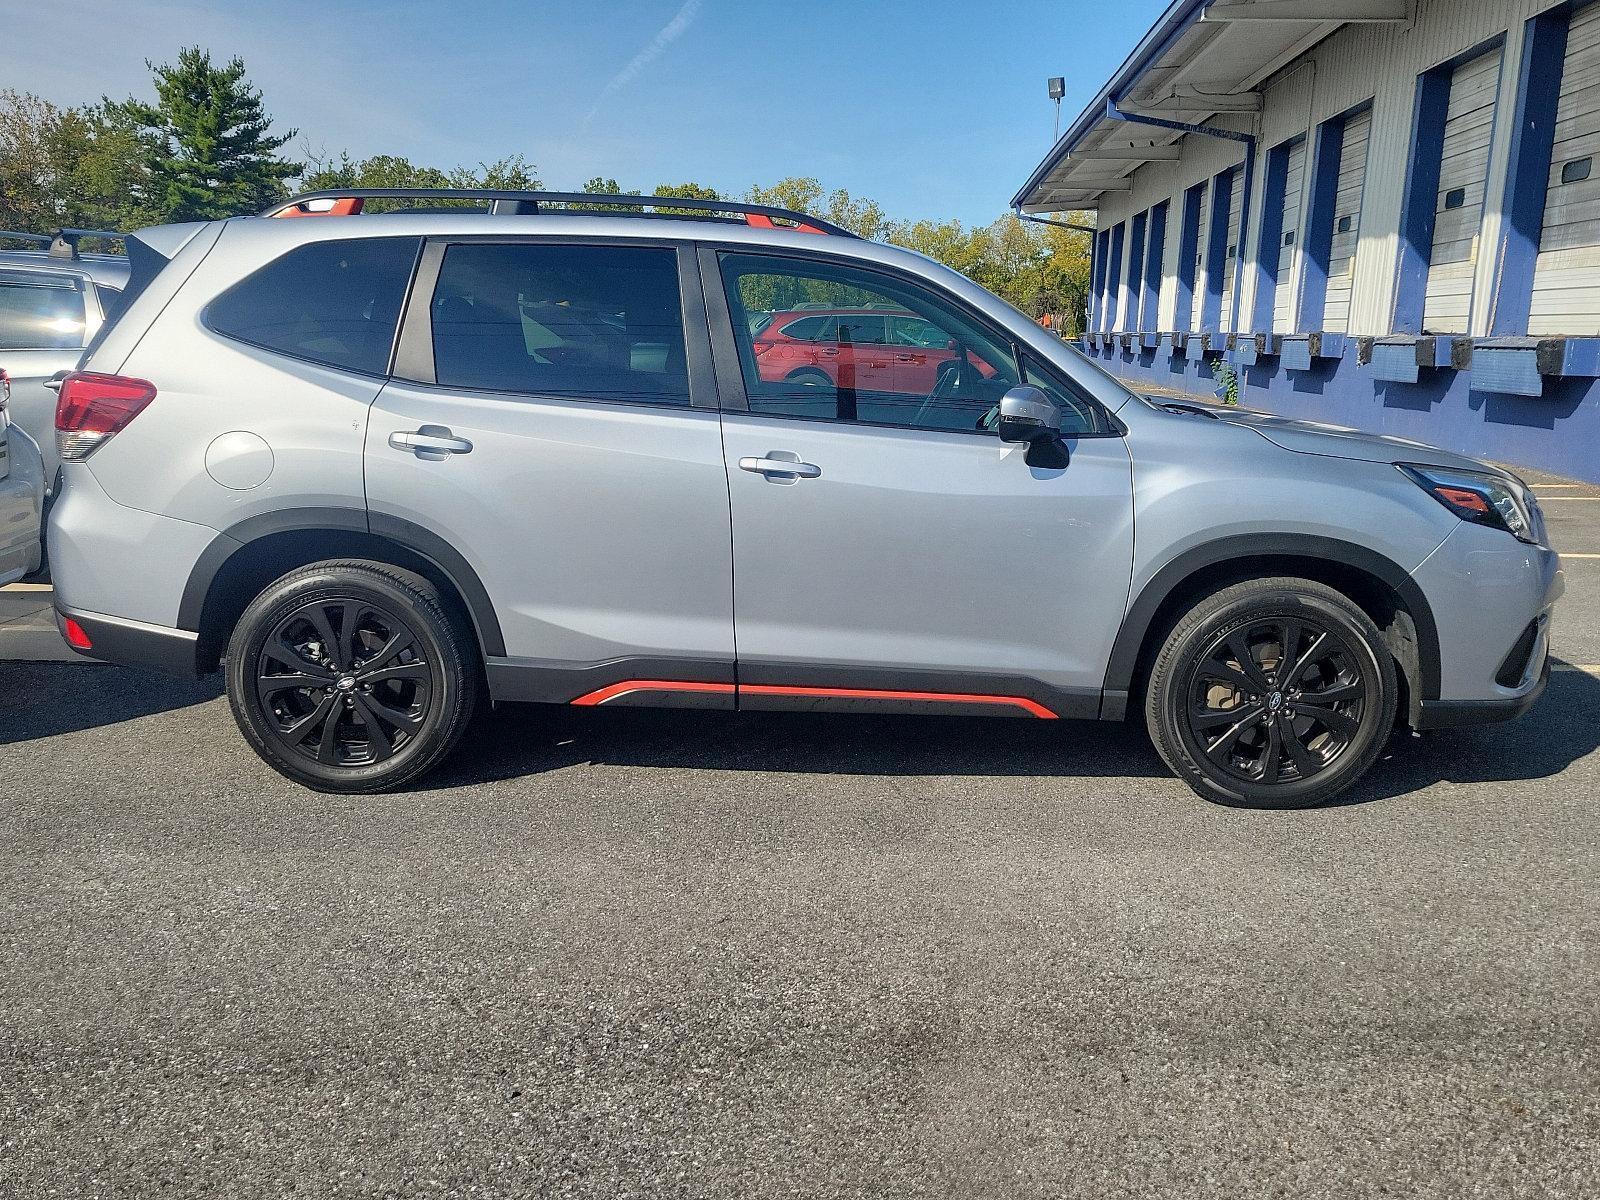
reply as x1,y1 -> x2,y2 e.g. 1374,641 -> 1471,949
429,243 -> 690,406
206,237 -> 421,376
0,276 -> 86,349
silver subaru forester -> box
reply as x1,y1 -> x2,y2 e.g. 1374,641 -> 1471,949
47,190 -> 1563,808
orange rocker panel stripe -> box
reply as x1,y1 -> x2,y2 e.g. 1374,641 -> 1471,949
569,680 -> 1057,719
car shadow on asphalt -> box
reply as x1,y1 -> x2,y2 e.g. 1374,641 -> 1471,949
0,660 -> 224,746
429,664 -> 1600,805
5,660 -> 1597,808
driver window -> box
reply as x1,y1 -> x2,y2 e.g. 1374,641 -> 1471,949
720,252 -> 1021,433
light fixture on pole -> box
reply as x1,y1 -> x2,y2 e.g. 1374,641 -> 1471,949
1047,77 -> 1066,142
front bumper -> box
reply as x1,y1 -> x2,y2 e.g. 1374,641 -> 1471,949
1416,659 -> 1549,730
1409,523 -> 1562,727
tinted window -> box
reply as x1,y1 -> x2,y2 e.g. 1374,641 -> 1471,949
890,315 -> 947,348
771,313 -> 830,340
430,243 -> 690,406
206,237 -> 421,376
0,277 -> 86,350
720,253 -> 1008,430
830,313 -> 887,344
720,252 -> 1106,435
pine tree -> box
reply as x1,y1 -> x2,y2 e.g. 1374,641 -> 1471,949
109,47 -> 301,221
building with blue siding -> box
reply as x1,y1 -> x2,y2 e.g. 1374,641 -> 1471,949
1014,0 -> 1600,482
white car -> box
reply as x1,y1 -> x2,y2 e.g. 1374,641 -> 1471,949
0,368 -> 45,584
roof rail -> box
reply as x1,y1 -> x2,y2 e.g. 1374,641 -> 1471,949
0,228 -> 125,261
49,228 -> 125,260
260,189 -> 859,238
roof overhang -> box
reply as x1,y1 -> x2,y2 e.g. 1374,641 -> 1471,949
1013,0 -> 1407,214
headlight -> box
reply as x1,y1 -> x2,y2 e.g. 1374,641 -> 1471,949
1398,463 -> 1541,544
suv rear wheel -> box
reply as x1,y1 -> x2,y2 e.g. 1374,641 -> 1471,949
224,560 -> 479,792
1145,578 -> 1397,809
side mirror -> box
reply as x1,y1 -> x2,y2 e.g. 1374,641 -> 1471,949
996,386 -> 1062,444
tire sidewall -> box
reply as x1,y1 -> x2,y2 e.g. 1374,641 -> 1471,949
1155,587 -> 1396,809
225,566 -> 467,792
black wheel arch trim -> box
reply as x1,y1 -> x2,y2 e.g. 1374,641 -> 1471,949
177,506 -> 507,659
1103,534 -> 1441,712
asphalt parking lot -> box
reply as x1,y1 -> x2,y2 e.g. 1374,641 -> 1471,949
3,470 -> 1599,1198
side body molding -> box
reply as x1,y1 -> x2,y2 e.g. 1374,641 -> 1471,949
177,506 -> 507,658
1101,534 -> 1442,718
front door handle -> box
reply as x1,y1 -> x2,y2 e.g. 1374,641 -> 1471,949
738,454 -> 821,480
389,426 -> 473,457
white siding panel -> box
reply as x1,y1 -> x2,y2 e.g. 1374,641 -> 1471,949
1219,170 -> 1244,333
1323,108 -> 1372,335
1274,138 -> 1307,333
1422,47 -> 1503,333
1192,181 -> 1212,329
1531,1 -> 1600,334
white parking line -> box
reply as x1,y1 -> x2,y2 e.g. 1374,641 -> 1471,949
0,583 -> 51,592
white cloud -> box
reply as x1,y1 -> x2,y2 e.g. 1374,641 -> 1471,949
584,0 -> 702,125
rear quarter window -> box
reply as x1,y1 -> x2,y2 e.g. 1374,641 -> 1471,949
0,275 -> 87,350
205,236 -> 421,376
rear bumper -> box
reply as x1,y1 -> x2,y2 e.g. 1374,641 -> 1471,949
55,606 -> 200,676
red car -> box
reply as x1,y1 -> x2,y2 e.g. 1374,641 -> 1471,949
752,307 -> 981,395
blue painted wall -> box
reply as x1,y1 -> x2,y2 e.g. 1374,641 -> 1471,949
1083,340 -> 1600,483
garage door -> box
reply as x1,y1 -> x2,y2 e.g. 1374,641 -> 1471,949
1218,168 -> 1244,333
1191,180 -> 1212,329
1274,138 -> 1307,333
1422,47 -> 1503,333
1530,1 -> 1600,335
1323,108 -> 1372,335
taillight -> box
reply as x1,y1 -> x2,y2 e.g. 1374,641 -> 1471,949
56,371 -> 157,461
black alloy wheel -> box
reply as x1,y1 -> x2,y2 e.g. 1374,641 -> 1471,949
1183,615 -> 1367,787
225,560 -> 478,793
256,598 -> 432,768
1145,578 -> 1397,809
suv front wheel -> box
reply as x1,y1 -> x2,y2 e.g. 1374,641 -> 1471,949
225,560 -> 479,792
1145,578 -> 1397,809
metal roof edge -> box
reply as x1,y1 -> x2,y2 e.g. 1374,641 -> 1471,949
1011,0 -> 1212,211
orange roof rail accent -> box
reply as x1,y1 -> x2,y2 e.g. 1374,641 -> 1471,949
741,212 -> 829,236
271,197 -> 366,218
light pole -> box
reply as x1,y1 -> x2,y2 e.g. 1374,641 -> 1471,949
1048,77 -> 1065,142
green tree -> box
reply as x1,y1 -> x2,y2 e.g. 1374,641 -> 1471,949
107,46 -> 301,221
455,155 -> 540,191
296,151 -> 540,210
299,151 -> 452,192
0,90 -> 149,231
744,178 -> 890,239
651,180 -> 721,216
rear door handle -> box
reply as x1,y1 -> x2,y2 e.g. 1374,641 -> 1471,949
738,455 -> 821,479
389,426 -> 473,456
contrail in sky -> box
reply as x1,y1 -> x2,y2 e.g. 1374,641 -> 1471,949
585,0 -> 703,124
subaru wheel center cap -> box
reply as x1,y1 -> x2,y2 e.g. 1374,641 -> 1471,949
337,675 -> 357,691
1267,690 -> 1283,711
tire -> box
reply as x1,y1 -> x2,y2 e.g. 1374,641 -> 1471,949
785,368 -> 832,388
1144,577 -> 1397,809
224,559 -> 480,793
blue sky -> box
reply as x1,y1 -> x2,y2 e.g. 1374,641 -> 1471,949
13,0 -> 1170,227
